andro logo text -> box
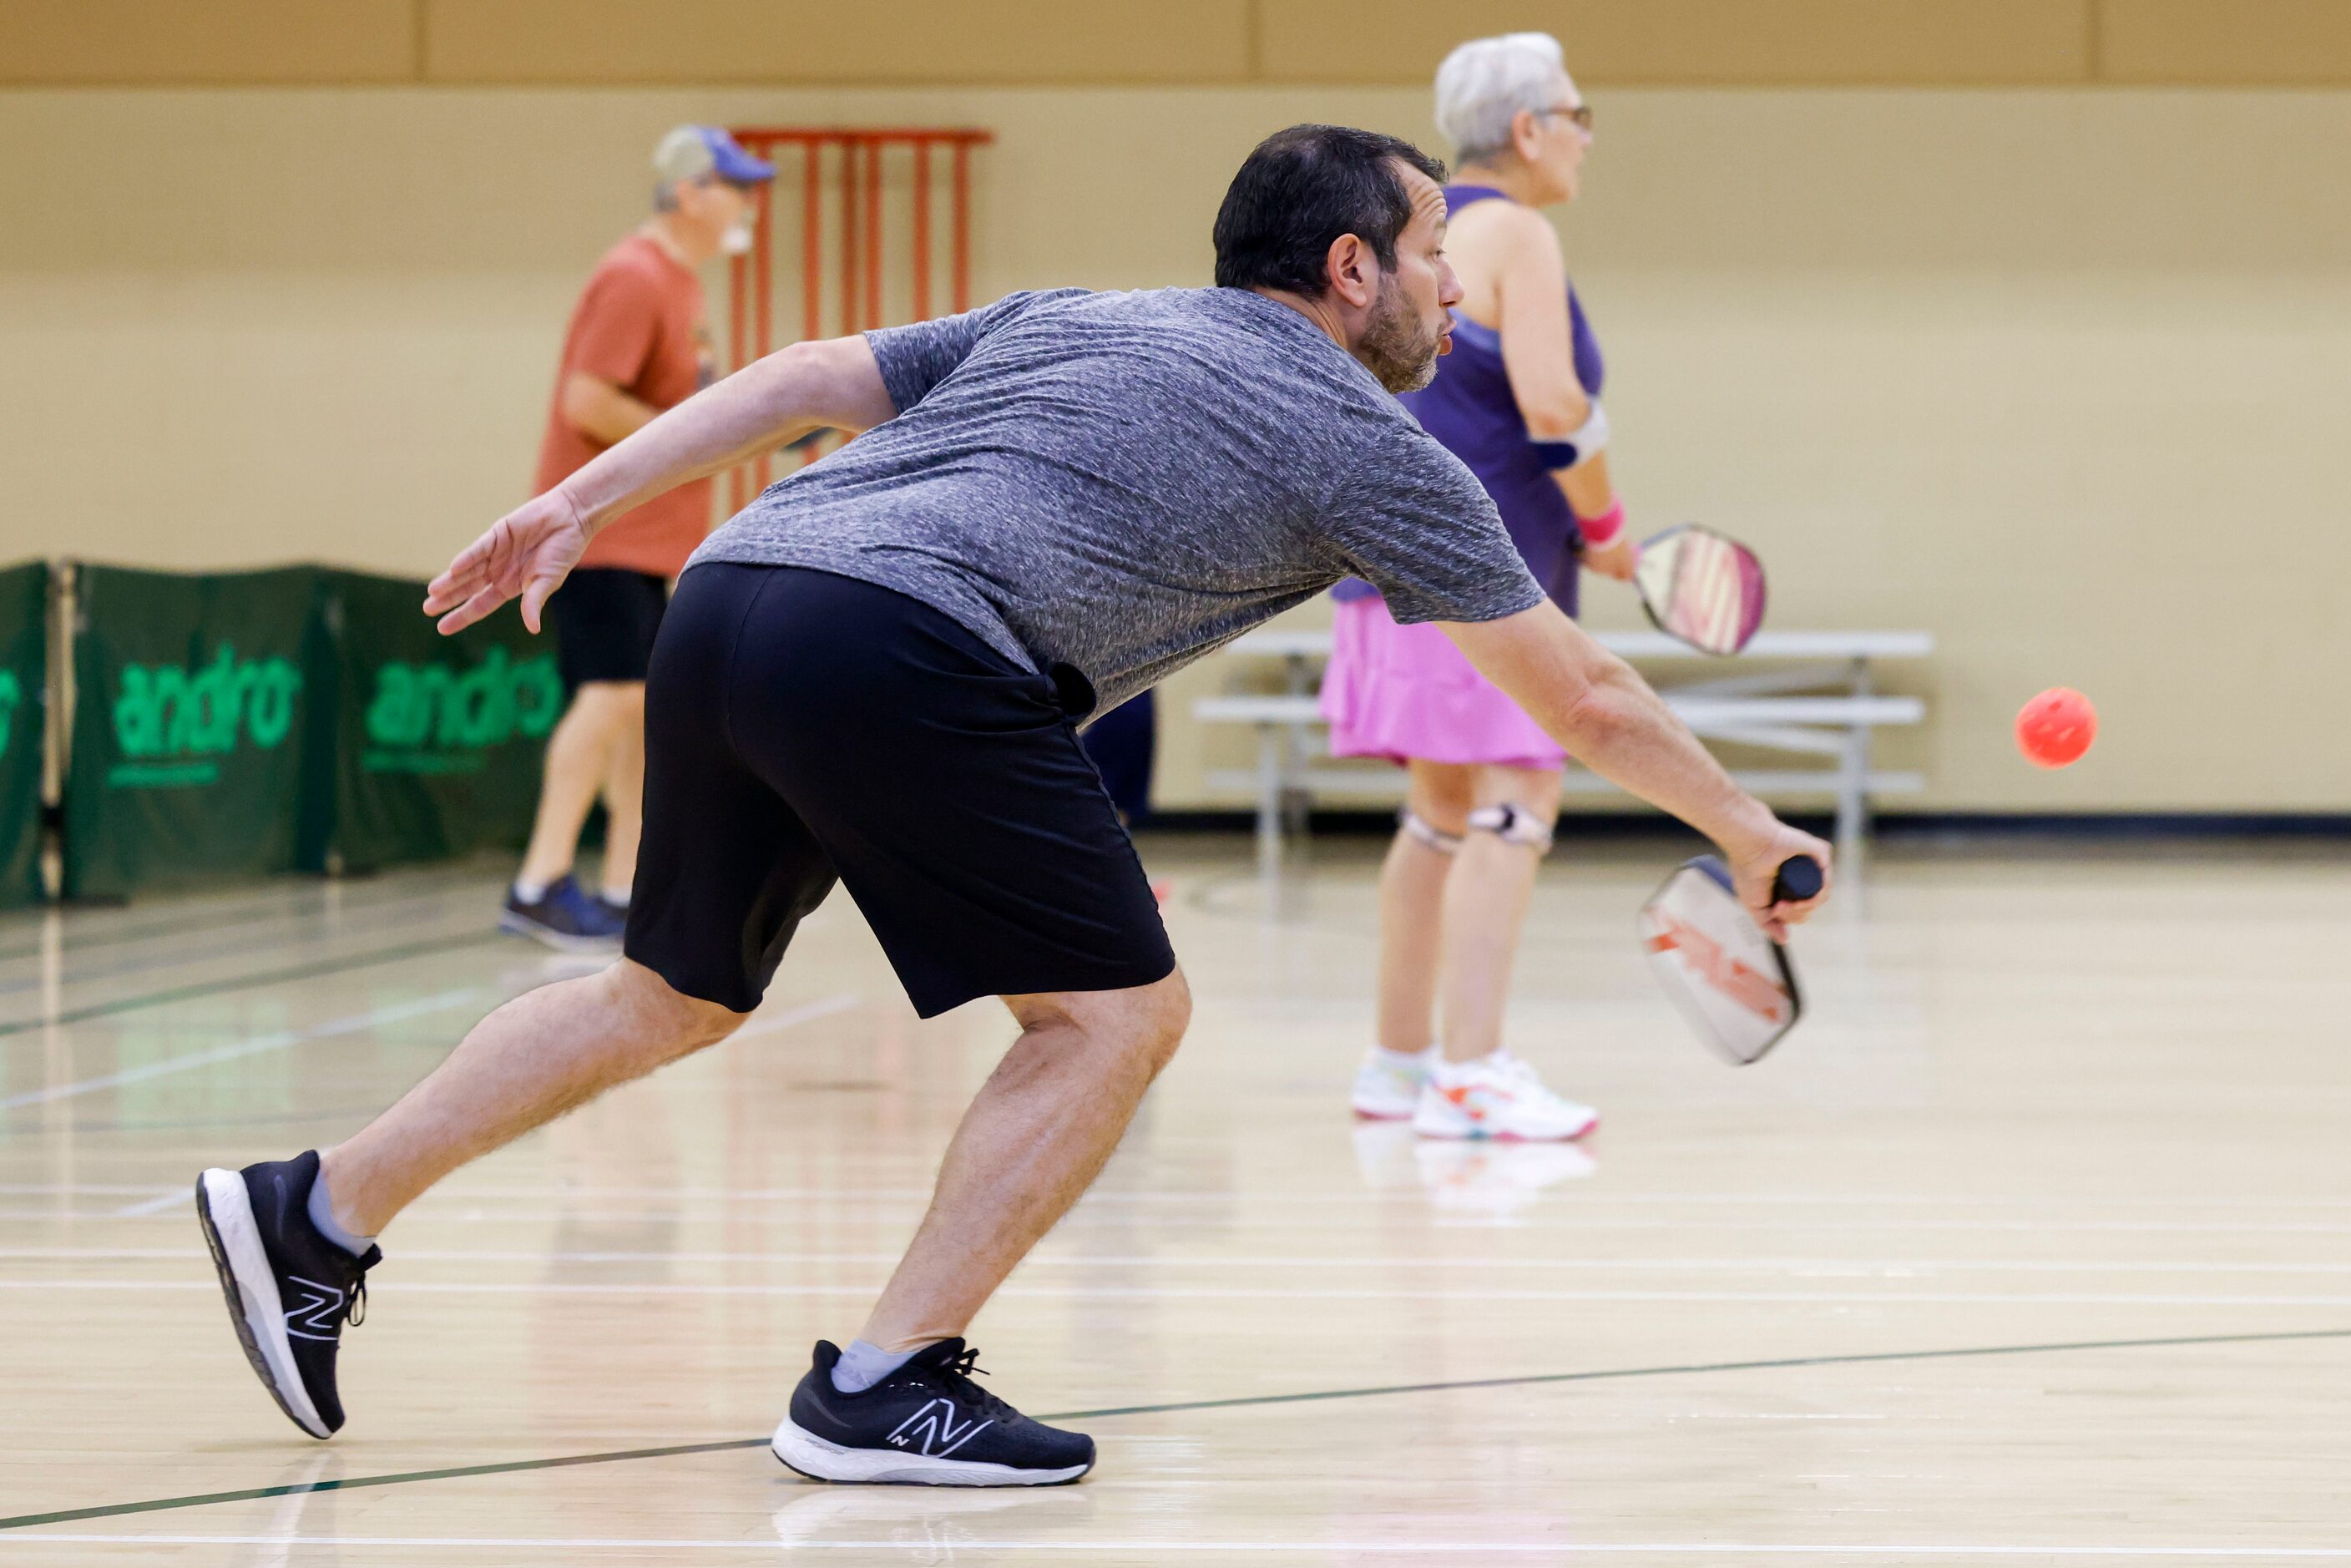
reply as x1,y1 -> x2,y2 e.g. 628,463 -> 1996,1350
0,669 -> 20,759
363,646 -> 561,773
109,645 -> 302,787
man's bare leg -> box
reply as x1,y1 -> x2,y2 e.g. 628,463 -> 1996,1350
320,959 -> 741,1237
516,681 -> 641,891
597,697 -> 649,902
853,969 -> 1191,1351
771,978 -> 1176,1482
199,959 -> 741,1439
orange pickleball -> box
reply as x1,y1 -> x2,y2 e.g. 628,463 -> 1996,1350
2016,687 -> 2097,768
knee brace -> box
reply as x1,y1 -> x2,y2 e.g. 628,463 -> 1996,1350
1398,807 -> 1464,854
1467,802 -> 1555,854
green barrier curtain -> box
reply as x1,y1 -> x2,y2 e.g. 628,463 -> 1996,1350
321,569 -> 562,873
63,565 -> 326,900
0,562 -> 47,908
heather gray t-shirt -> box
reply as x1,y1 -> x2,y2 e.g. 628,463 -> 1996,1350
690,286 -> 1544,715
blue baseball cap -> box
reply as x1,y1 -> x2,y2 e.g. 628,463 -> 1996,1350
653,124 -> 775,186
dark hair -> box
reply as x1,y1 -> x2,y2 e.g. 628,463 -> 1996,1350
1212,124 -> 1448,295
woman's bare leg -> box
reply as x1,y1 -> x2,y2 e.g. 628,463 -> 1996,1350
1437,763 -> 1563,1063
1373,761 -> 1475,1053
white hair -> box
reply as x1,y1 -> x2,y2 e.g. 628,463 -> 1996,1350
1433,33 -> 1575,164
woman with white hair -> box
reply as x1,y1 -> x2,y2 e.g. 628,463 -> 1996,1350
1325,33 -> 1629,1141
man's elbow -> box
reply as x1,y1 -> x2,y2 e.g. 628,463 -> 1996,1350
1547,652 -> 1638,752
761,336 -> 889,434
760,340 -> 822,379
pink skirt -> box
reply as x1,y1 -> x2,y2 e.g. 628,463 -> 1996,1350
1319,595 -> 1566,771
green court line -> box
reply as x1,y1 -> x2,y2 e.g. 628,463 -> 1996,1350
1048,1324 -> 2351,1420
0,931 -> 493,1039
3,1325 -> 2343,1532
0,898 -> 476,1002
0,863 -> 498,965
0,1439 -> 773,1531
0,897 -> 333,965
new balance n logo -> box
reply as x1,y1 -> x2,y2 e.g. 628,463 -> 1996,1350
284,1277 -> 346,1341
885,1399 -> 993,1458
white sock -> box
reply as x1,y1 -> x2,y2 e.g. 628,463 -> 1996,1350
599,885 -> 631,908
306,1169 -> 377,1258
831,1338 -> 919,1394
1372,1044 -> 1437,1070
511,877 -> 549,903
1432,1049 -> 1509,1086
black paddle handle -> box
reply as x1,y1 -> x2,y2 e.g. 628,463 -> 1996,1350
1771,856 -> 1825,904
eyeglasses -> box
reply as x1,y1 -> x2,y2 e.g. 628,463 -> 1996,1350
1545,104 -> 1595,133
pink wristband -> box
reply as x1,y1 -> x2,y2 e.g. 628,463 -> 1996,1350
1577,500 -> 1625,548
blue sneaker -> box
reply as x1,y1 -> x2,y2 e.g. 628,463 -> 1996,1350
499,874 -> 626,952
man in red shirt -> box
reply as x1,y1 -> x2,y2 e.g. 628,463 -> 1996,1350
502,125 -> 773,948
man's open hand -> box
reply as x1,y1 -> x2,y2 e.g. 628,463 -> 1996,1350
422,488 -> 591,635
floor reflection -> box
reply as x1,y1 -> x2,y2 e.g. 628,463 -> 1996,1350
230,1449 -> 344,1568
1352,1120 -> 1595,1217
771,1477 -> 1097,1560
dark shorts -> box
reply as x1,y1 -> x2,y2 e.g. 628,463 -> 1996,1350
550,567 -> 668,688
627,563 -> 1176,1018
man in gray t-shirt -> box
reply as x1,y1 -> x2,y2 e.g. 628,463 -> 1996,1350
198,126 -> 1828,1485
691,283 -> 1542,713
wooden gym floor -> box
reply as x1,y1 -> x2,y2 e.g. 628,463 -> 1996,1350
1,835 -> 2347,1565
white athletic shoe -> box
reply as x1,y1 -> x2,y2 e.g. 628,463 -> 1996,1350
1349,1047 -> 1438,1120
1411,1050 -> 1599,1142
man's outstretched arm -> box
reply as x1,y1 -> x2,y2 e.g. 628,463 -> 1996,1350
425,335 -> 896,635
1442,599 -> 1833,935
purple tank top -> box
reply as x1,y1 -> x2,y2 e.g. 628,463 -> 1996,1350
1334,184 -> 1604,610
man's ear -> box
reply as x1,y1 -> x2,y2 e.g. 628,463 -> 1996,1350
1322,233 -> 1377,310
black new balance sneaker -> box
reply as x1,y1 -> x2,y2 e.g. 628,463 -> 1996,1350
773,1339 -> 1095,1486
195,1151 -> 377,1439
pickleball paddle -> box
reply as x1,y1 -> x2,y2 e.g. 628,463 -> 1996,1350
1633,524 -> 1768,656
1636,854 -> 1822,1065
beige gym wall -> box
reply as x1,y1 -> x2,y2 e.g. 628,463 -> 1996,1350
14,0 -> 2351,88
2,52 -> 2346,814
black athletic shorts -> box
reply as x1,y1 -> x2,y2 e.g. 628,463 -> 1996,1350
627,563 -> 1176,1018
549,566 -> 668,688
